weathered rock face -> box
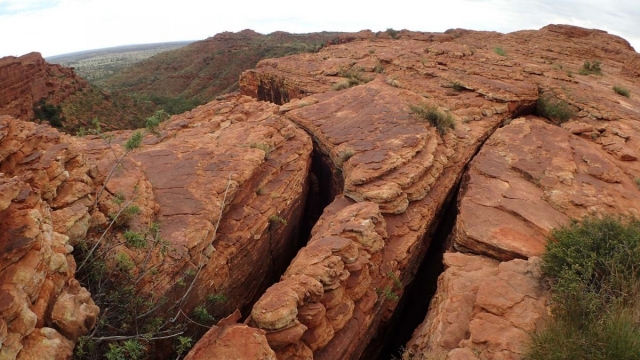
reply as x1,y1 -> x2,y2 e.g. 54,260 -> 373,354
76,94 -> 313,333
455,117 -> 640,261
184,311 -> 276,360
0,116 -> 99,359
231,24 -> 640,359
0,53 -> 85,120
248,199 -> 387,358
0,93 -> 313,358
404,253 -> 549,360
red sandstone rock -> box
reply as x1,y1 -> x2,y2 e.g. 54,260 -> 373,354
0,53 -> 85,120
234,24 -> 640,360
403,253 -> 549,360
184,311 -> 276,360
0,116 -> 98,359
454,117 -> 640,261
248,200 -> 387,358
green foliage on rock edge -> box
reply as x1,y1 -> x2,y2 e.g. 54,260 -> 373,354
527,217 -> 640,360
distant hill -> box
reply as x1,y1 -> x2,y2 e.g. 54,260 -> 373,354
0,52 -> 156,133
100,30 -> 357,111
47,41 -> 193,84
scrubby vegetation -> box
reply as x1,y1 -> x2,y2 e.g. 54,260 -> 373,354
536,95 -> 574,124
451,81 -> 465,92
61,85 -> 157,133
493,46 -> 507,56
73,130 -> 228,359
331,66 -> 373,90
33,99 -> 65,127
579,60 -> 603,75
613,85 -> 631,98
409,103 -> 455,134
527,217 -> 640,360
141,95 -> 203,115
102,31 -> 343,107
386,28 -> 400,39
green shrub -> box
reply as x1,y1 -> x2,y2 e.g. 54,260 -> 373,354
613,85 -> 631,98
105,340 -> 145,360
145,110 -> 170,133
536,95 -> 574,124
579,60 -> 602,75
123,230 -> 147,249
493,47 -> 507,56
409,103 -> 455,134
269,215 -> 288,226
386,28 -> 400,39
33,99 -> 65,128
527,217 -> 640,360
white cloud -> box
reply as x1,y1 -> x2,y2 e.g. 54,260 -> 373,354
0,0 -> 637,57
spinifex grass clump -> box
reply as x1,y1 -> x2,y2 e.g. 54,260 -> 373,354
527,217 -> 640,360
409,103 -> 455,135
536,95 -> 574,124
331,66 -> 373,90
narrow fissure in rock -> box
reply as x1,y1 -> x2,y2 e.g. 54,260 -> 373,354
372,183 -> 459,359
363,102 -> 535,359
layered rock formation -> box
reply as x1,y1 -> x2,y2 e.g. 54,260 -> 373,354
229,24 -> 640,359
2,23 -> 640,360
0,116 -> 99,358
0,52 -> 156,133
0,53 -> 85,120
0,94 -> 313,358
404,253 -> 548,359
79,94 -> 313,317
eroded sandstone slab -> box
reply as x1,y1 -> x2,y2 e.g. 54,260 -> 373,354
455,117 -> 640,261
403,253 -> 549,360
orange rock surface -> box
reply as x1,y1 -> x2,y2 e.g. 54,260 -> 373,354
235,24 -> 640,359
0,116 -> 99,359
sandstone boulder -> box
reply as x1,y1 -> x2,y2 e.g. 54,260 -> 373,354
403,253 -> 549,360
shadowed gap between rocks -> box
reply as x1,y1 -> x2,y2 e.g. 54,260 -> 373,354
234,147 -> 335,324
371,183 -> 459,360
366,102 -> 537,360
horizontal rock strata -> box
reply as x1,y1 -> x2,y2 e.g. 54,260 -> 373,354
0,53 -> 85,120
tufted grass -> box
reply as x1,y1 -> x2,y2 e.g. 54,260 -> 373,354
409,103 -> 455,135
613,85 -> 631,98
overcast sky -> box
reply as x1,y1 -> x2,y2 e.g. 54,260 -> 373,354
0,0 -> 638,58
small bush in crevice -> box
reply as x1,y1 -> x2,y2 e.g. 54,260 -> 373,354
451,81 -> 465,92
527,216 -> 640,360
579,60 -> 602,75
613,85 -> 631,98
409,103 -> 455,135
536,95 -> 574,124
